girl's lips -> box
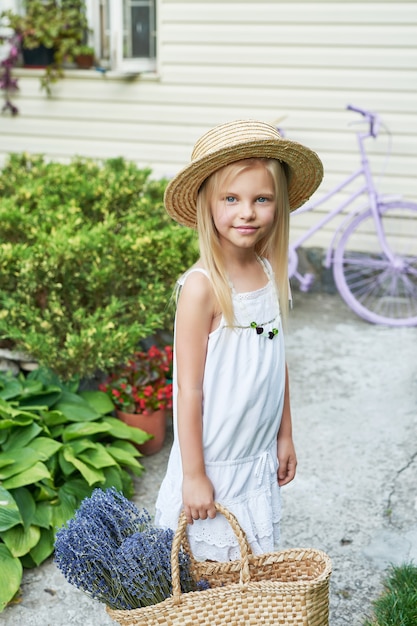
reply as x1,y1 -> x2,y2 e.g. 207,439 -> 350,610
234,226 -> 258,234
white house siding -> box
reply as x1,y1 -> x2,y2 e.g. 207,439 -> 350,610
0,1 -> 416,252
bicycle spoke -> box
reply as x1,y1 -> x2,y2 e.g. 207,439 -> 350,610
333,202 -> 417,326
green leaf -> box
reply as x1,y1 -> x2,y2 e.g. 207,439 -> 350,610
80,390 -> 115,415
62,447 -> 105,486
49,424 -> 65,439
19,553 -> 36,569
58,449 -> 76,477
54,403 -> 99,422
106,439 -> 140,455
0,487 -> 22,532
0,524 -> 41,557
0,449 -> 43,480
51,490 -> 78,532
29,527 -> 55,565
0,375 -> 23,401
116,468 -> 135,498
2,462 -> 51,490
102,416 -> 151,444
19,390 -> 62,409
67,439 -> 97,455
55,391 -> 100,422
25,437 -> 62,460
10,487 -> 36,530
32,501 -> 53,530
0,399 -> 40,423
0,398 -> 17,415
0,543 -> 23,612
27,367 -> 67,390
107,444 -> 144,469
42,410 -> 70,427
62,421 -> 112,442
19,379 -> 44,397
0,456 -> 14,470
59,478 -> 92,503
17,380 -> 63,407
35,483 -> 57,503
0,415 -> 34,429
101,466 -> 124,492
2,422 -> 43,452
78,443 -> 117,469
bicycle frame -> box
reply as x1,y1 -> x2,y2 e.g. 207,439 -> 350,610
289,106 -> 397,273
291,167 -> 369,270
288,104 -> 417,326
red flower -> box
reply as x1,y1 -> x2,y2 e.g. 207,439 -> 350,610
100,344 -> 173,414
143,385 -> 153,397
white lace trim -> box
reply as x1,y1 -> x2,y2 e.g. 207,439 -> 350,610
155,480 -> 281,562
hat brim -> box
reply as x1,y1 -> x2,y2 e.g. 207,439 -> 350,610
164,138 -> 323,228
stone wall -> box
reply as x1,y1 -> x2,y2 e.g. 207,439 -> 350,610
0,342 -> 38,376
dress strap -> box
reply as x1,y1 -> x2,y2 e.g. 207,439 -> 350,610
175,267 -> 210,304
178,267 -> 209,286
257,256 -> 292,307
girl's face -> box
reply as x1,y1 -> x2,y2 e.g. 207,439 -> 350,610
210,162 -> 276,252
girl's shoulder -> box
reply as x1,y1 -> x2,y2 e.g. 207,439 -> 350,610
178,264 -> 210,286
175,263 -> 214,308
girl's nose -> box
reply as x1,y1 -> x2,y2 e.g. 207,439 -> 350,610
239,201 -> 255,219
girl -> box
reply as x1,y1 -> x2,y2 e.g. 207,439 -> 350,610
155,120 -> 323,561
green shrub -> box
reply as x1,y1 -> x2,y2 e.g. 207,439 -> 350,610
0,154 -> 198,380
0,368 -> 149,612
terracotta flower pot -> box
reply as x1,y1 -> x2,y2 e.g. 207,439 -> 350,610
75,53 -> 94,69
116,408 -> 166,455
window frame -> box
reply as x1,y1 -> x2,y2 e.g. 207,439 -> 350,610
5,0 -> 157,74
87,0 -> 157,74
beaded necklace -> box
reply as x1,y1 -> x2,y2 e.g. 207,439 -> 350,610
228,256 -> 280,340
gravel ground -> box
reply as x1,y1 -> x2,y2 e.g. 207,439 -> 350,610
1,290 -> 416,626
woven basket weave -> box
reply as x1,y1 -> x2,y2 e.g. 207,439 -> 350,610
107,503 -> 331,626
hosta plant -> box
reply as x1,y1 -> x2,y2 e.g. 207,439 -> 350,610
0,368 -> 150,613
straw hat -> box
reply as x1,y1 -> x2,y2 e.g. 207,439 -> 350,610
164,119 -> 323,228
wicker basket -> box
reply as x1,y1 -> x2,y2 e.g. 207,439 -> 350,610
107,503 -> 332,626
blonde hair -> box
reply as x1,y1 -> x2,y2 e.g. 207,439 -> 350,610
196,158 -> 290,326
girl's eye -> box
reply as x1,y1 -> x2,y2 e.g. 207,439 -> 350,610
225,196 -> 236,203
257,196 -> 269,203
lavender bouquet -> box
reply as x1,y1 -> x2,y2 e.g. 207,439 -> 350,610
54,488 -> 201,610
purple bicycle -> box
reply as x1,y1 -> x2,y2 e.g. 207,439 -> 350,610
289,104 -> 417,327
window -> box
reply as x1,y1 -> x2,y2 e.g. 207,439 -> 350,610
5,0 -> 157,74
89,0 -> 157,73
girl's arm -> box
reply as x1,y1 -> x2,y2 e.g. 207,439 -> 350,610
277,364 -> 297,486
175,271 -> 217,525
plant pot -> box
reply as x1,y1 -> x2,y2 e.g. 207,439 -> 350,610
75,53 -> 94,69
22,46 -> 55,68
116,408 -> 166,455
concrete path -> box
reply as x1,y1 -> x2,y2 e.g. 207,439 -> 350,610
1,291 -> 416,626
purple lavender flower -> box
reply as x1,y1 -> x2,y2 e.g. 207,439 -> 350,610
54,487 -> 197,610
196,578 -> 211,591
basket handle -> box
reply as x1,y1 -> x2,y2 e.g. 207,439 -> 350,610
171,502 -> 252,599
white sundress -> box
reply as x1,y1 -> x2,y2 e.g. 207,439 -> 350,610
155,258 -> 286,561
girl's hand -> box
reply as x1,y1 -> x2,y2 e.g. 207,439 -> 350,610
182,474 -> 216,525
277,435 -> 297,486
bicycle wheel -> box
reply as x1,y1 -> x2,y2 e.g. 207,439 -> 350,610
333,201 -> 417,326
